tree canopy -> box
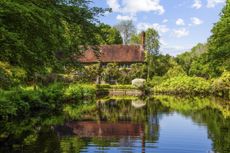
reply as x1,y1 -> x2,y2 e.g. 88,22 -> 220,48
185,0 -> 230,78
96,24 -> 122,45
176,43 -> 208,75
206,0 -> 230,76
0,0 -> 109,76
145,28 -> 160,56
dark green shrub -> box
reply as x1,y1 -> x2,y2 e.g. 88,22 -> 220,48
0,90 -> 18,118
0,61 -> 26,89
0,83 -> 97,118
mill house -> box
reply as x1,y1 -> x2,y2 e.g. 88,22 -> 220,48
78,32 -> 146,84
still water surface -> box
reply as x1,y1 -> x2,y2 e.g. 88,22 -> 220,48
0,95 -> 229,153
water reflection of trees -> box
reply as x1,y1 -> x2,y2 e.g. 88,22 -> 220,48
96,99 -> 164,143
154,95 -> 230,153
59,99 -> 164,152
0,96 -> 229,153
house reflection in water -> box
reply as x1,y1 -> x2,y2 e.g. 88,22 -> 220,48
55,99 -> 160,152
56,119 -> 159,153
66,121 -> 144,138
55,121 -> 147,152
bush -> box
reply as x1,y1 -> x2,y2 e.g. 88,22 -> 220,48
0,83 -> 97,119
212,71 -> 230,98
153,76 -> 211,95
149,76 -> 166,87
75,64 -> 100,83
0,61 -> 26,89
64,84 -> 96,100
165,65 -> 186,78
0,90 -> 18,118
39,83 -> 65,109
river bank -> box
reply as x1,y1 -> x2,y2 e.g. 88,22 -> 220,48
0,83 -> 143,119
0,80 -> 229,120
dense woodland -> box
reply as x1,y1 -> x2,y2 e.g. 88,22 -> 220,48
0,0 -> 230,118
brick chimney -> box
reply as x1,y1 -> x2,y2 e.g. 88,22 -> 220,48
141,31 -> 145,50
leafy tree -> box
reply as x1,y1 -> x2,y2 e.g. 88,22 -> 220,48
114,20 -> 136,45
206,0 -> 230,76
145,28 -> 160,55
130,33 -> 141,44
151,54 -> 174,77
189,0 -> 230,78
129,30 -> 172,80
0,0 -> 108,80
189,55 -> 211,78
97,24 -> 122,45
144,28 -> 160,80
176,43 -> 208,75
179,0 -> 229,78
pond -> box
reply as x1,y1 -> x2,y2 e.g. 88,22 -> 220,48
0,95 -> 229,153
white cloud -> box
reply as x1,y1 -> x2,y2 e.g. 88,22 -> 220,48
173,28 -> 189,38
192,0 -> 202,9
137,22 -> 169,34
106,0 -> 120,12
116,15 -> 134,21
162,19 -> 168,23
207,0 -> 225,8
176,18 -> 185,26
191,17 -> 203,25
106,0 -> 165,15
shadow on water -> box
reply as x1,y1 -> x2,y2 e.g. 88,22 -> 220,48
0,95 -> 229,153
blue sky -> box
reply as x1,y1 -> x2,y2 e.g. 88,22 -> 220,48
92,0 -> 226,56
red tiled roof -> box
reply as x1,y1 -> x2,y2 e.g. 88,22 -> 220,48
78,45 -> 145,63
